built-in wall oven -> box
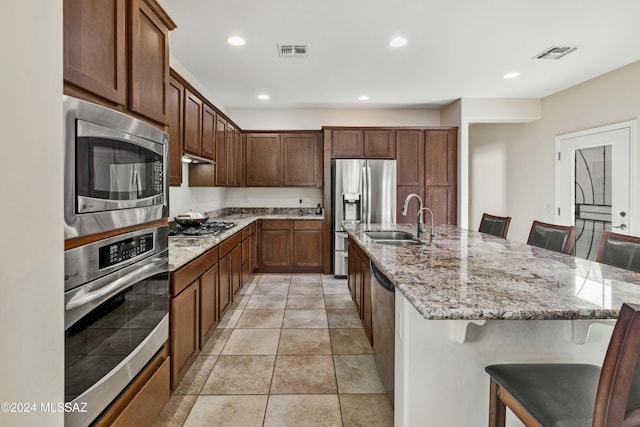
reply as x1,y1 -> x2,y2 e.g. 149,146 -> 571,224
63,95 -> 169,239
64,226 -> 169,427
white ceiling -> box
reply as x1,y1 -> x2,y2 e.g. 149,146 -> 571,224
159,0 -> 640,110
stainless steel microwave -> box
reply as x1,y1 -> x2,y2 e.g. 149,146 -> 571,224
64,96 -> 169,239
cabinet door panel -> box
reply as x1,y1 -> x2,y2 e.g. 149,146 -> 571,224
129,0 -> 169,124
332,130 -> 364,158
199,265 -> 218,347
259,229 -> 291,267
364,130 -> 395,158
396,130 -> 425,186
425,186 -> 456,226
425,130 -> 455,186
63,0 -> 126,105
362,259 -> 372,345
202,104 -> 216,161
183,89 -> 202,156
246,134 -> 282,186
167,76 -> 183,186
234,128 -> 242,186
293,229 -> 323,267
226,124 -> 236,186
283,133 -> 321,186
231,245 -> 242,296
218,255 -> 232,317
170,281 -> 199,388
215,116 -> 228,185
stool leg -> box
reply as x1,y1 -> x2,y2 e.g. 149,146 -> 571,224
489,378 -> 506,427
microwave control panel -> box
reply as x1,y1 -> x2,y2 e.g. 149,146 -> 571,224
99,233 -> 154,269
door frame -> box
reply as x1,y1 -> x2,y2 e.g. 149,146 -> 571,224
555,120 -> 637,235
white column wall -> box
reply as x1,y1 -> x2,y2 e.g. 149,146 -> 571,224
0,1 -> 64,426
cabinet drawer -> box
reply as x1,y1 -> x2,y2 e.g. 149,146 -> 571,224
242,225 -> 251,240
261,220 -> 292,230
293,220 -> 323,230
219,232 -> 242,257
172,246 -> 218,296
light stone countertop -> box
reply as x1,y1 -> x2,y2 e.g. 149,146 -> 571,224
168,213 -> 323,272
343,223 -> 640,320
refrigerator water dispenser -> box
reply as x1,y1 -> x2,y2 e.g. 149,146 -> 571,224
343,192 -> 361,221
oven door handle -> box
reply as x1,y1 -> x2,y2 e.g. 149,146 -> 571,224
65,257 -> 167,311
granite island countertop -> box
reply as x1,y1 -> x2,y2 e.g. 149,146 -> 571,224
343,223 -> 640,320
169,213 -> 323,272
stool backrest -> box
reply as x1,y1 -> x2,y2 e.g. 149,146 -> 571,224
527,220 -> 576,255
593,302 -> 640,426
479,213 -> 511,239
595,231 -> 640,273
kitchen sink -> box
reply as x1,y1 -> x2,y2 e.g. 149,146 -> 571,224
365,231 -> 424,246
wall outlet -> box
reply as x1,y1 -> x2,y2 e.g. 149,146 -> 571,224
302,195 -> 310,203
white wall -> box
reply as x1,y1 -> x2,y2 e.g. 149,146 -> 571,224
227,108 -> 440,130
468,124 -> 517,230
226,187 -> 323,209
469,60 -> 640,243
0,1 -> 64,426
169,163 -> 227,216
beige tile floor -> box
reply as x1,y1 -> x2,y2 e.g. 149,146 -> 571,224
154,273 -> 394,427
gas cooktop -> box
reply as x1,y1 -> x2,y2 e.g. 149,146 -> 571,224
169,221 -> 237,237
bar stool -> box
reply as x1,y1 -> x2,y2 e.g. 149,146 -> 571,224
485,302 -> 640,427
479,213 -> 512,239
595,231 -> 640,273
527,220 -> 576,255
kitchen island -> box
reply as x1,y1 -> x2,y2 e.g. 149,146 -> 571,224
344,223 -> 640,426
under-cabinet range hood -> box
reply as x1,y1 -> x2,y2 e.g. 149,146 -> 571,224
182,153 -> 215,164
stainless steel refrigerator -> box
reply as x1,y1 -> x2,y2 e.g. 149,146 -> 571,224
332,159 -> 396,276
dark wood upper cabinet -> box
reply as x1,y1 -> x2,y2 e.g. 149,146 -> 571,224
425,130 -> 456,186
396,130 -> 425,186
183,88 -> 203,156
226,124 -> 237,187
396,185 -> 425,225
64,0 -> 175,125
332,130 -> 364,158
234,128 -> 243,186
63,0 -> 127,105
215,116 -> 228,186
167,75 -> 183,186
283,133 -> 322,187
246,133 -> 283,186
202,104 -> 216,161
128,0 -> 173,124
364,129 -> 395,158
425,129 -> 458,225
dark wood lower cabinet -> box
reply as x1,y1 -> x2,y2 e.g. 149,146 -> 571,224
199,265 -> 218,347
258,220 -> 324,273
218,254 -> 232,317
231,245 -> 242,296
170,280 -> 199,389
95,344 -> 170,427
347,237 -> 373,344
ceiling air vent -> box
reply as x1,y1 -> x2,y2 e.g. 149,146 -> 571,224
277,44 -> 310,58
534,45 -> 578,60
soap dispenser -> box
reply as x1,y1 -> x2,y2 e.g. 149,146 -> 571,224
315,204 -> 322,215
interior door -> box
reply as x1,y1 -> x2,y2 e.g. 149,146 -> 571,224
556,123 -> 634,260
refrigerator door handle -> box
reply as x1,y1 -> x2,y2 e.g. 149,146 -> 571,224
362,163 -> 368,223
367,163 -> 372,223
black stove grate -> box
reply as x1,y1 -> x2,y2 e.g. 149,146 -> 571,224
169,221 -> 237,237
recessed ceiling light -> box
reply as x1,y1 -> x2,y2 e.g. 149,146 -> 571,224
227,36 -> 245,46
504,72 -> 520,79
358,95 -> 370,101
258,94 -> 270,100
389,37 -> 407,48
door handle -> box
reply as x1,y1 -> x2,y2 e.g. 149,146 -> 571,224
612,223 -> 627,230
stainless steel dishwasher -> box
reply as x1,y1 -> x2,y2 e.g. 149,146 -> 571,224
370,262 -> 395,407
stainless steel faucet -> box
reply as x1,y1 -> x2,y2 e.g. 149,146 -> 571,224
401,193 -> 435,241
